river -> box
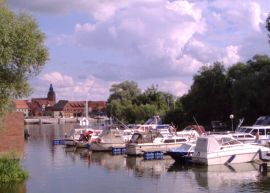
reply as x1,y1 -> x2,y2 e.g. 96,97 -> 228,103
1,123 -> 270,193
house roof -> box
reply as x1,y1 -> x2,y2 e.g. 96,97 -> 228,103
88,101 -> 107,109
14,100 -> 29,109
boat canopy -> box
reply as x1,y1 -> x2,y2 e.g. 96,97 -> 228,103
253,116 -> 270,126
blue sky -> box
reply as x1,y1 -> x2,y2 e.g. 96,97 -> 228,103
8,0 -> 270,101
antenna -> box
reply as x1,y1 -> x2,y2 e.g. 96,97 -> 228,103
193,116 -> 200,127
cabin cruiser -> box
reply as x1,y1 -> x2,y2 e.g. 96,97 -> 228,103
90,128 -> 133,151
167,142 -> 195,163
176,125 -> 206,140
64,127 -> 102,148
192,135 -> 270,165
232,116 -> 270,145
126,129 -> 190,156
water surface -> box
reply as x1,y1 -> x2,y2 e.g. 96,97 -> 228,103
4,124 -> 270,193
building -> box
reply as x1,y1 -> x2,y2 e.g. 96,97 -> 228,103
14,83 -> 107,118
53,100 -> 107,118
30,84 -> 56,116
13,100 -> 30,117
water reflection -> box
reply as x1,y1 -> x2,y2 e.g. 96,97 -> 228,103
126,156 -> 174,178
193,163 -> 260,192
0,183 -> 26,193
63,148 -> 174,178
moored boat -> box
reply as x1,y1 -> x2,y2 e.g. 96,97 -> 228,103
126,129 -> 190,156
90,129 -> 129,151
192,135 -> 270,165
167,142 -> 195,163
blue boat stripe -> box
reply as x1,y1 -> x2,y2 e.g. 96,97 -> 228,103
225,154 -> 236,164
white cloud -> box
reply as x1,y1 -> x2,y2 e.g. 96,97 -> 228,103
158,80 -> 189,97
222,45 -> 241,66
9,0 -> 270,100
33,72 -> 110,101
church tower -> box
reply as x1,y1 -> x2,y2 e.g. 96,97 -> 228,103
47,84 -> 56,102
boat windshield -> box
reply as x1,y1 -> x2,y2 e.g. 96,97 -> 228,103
244,128 -> 252,133
238,127 -> 248,132
218,137 -> 242,146
178,143 -> 193,152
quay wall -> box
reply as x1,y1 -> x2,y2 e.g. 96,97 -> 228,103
0,112 -> 24,158
25,117 -> 109,125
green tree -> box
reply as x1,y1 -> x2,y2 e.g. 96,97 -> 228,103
108,80 -> 141,103
181,62 -> 232,126
228,55 -> 270,123
267,13 -> 270,43
0,2 -> 48,116
107,81 -> 176,124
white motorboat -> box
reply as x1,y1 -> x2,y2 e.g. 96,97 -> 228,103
232,116 -> 270,145
90,129 -> 130,151
64,128 -> 102,148
176,124 -> 206,140
192,135 -> 270,165
126,129 -> 190,156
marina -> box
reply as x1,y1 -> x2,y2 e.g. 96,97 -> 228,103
3,122 -> 268,193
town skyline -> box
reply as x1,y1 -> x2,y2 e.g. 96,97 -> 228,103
8,0 -> 270,101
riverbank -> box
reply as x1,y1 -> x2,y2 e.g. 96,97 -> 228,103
0,156 -> 28,183
24,116 -> 110,125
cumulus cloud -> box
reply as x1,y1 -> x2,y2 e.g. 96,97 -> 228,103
158,80 -> 189,97
9,0 -> 270,100
32,72 -> 110,101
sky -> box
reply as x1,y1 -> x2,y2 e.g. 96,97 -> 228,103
8,0 -> 270,101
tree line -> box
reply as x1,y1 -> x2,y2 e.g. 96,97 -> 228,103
107,55 -> 270,130
107,14 -> 270,130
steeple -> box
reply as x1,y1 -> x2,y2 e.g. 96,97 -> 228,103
47,84 -> 56,102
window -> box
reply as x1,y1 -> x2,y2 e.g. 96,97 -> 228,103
176,138 -> 187,142
259,129 -> 265,135
164,139 -> 175,143
251,129 -> 258,135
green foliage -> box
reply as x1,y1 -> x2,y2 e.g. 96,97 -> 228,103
180,62 -> 232,126
0,156 -> 28,183
228,55 -> 270,123
0,3 -> 48,116
267,13 -> 270,43
107,81 -> 175,123
108,80 -> 141,103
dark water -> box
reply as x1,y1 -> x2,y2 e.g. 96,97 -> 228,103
2,124 -> 270,193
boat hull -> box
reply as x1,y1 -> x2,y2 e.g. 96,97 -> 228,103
192,148 -> 268,165
91,142 -> 126,151
126,143 -> 183,156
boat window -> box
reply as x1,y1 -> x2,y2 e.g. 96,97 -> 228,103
259,129 -> 265,135
164,139 -> 175,143
245,134 -> 254,138
244,128 -> 252,133
228,139 -> 241,145
236,135 -> 244,138
179,144 -> 192,151
250,129 -> 258,135
220,137 -> 241,145
239,127 -> 247,132
176,138 -> 187,142
266,129 -> 270,135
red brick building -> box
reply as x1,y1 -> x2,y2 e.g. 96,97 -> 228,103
13,100 -> 30,117
14,84 -> 107,118
53,100 -> 107,118
30,84 -> 56,116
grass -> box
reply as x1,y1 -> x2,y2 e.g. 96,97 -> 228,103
0,156 -> 28,183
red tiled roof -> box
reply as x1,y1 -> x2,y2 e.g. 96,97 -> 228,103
14,100 -> 29,109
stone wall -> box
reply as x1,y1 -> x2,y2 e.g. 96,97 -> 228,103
0,112 -> 24,158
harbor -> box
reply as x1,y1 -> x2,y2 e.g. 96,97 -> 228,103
3,119 -> 267,193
